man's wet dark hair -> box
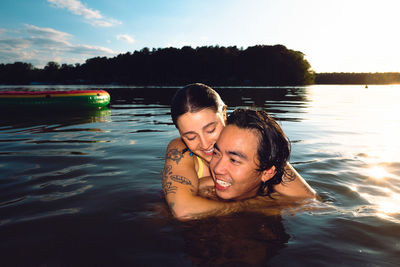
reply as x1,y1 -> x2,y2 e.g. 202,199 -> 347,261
171,83 -> 225,128
226,108 -> 290,196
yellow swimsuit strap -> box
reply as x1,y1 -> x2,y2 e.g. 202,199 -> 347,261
183,148 -> 204,178
196,156 -> 204,178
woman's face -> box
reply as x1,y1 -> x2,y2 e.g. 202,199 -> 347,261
177,108 -> 225,162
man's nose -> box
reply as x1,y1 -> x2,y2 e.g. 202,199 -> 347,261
212,156 -> 226,174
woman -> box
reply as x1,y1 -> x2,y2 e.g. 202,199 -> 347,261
163,83 -> 315,220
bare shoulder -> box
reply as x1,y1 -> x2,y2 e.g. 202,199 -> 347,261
167,137 -> 186,149
165,138 -> 191,166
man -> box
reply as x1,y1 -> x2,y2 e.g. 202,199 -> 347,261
210,108 -> 289,200
163,109 -> 316,221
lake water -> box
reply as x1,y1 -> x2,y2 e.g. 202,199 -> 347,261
0,84 -> 399,266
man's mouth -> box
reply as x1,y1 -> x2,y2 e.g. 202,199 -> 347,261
215,179 -> 232,190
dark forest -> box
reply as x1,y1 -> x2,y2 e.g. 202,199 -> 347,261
0,45 -> 314,85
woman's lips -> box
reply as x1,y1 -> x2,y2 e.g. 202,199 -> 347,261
201,148 -> 214,156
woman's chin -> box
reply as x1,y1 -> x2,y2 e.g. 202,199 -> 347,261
195,152 -> 212,162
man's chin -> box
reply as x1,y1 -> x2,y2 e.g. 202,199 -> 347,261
215,190 -> 235,201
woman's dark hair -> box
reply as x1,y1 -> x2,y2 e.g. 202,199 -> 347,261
171,83 -> 225,128
226,108 -> 290,196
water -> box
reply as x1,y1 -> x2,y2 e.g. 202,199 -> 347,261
0,85 -> 399,266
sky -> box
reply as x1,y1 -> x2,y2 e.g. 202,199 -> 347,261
0,0 -> 399,72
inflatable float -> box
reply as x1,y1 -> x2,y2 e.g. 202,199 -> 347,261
0,90 -> 110,110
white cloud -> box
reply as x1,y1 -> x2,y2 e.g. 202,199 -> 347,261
47,0 -> 122,27
25,24 -> 71,43
47,0 -> 101,19
68,44 -> 114,54
116,34 -> 135,44
0,25 -> 115,67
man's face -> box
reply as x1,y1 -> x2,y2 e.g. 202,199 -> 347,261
210,125 -> 270,200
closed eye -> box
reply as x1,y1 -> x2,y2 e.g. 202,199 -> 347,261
184,135 -> 196,141
207,127 -> 216,134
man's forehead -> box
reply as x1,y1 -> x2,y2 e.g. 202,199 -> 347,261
217,125 -> 258,155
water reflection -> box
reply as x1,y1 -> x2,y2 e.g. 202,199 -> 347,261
182,213 -> 289,266
107,86 -> 309,121
0,107 -> 111,133
106,86 -> 309,107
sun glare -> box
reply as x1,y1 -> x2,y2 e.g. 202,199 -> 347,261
377,193 -> 400,214
367,166 -> 389,180
358,191 -> 400,224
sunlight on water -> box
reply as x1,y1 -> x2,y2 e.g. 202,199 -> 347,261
348,184 -> 400,223
308,85 -> 400,224
366,166 -> 390,180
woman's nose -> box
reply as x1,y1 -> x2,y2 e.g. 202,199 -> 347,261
199,135 -> 210,149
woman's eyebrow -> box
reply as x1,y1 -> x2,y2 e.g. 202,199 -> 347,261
182,121 -> 217,136
202,121 -> 216,130
182,130 -> 196,136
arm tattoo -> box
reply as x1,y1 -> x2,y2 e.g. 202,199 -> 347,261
162,165 -> 177,195
162,165 -> 172,182
166,148 -> 183,165
282,167 -> 297,184
162,165 -> 194,196
163,181 -> 177,195
170,175 -> 192,186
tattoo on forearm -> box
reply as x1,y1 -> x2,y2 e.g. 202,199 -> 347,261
163,181 -> 177,195
162,165 -> 176,195
170,175 -> 192,186
162,164 -> 194,196
162,165 -> 172,186
166,148 -> 183,164
163,165 -> 172,178
282,167 -> 297,184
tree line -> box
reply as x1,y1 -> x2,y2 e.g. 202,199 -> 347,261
315,72 -> 400,84
0,45 -> 314,85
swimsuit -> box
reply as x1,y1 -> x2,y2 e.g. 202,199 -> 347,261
196,155 -> 204,178
183,148 -> 205,178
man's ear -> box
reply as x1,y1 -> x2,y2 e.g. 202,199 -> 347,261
261,166 -> 276,182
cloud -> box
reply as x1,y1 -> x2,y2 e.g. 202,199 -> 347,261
68,44 -> 114,55
0,25 -> 115,67
25,24 -> 71,44
116,34 -> 135,44
47,0 -> 121,27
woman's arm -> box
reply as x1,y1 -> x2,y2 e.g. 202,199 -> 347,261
273,162 -> 316,199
